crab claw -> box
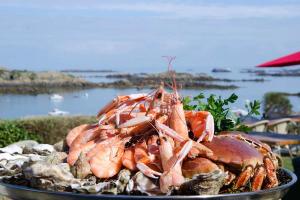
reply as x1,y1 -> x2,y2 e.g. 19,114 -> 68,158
185,111 -> 215,142
136,162 -> 162,179
118,115 -> 151,128
155,121 -> 186,142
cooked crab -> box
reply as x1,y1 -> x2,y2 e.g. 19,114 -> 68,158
182,133 -> 278,191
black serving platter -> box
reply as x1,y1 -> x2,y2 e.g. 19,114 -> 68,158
0,168 -> 297,200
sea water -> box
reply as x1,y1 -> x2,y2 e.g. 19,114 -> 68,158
0,69 -> 299,119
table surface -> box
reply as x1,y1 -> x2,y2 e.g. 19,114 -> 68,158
248,131 -> 300,146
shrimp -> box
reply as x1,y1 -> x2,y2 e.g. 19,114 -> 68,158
169,97 -> 189,141
66,124 -> 93,147
122,133 -> 164,175
166,78 -> 189,145
131,120 -> 194,193
89,136 -> 128,178
122,147 -> 137,171
67,125 -> 117,166
155,121 -> 213,158
96,93 -> 148,118
158,132 -> 193,193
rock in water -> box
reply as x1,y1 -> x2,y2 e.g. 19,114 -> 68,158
175,170 -> 226,195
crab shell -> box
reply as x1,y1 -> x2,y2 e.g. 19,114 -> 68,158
220,131 -> 272,154
202,135 -> 264,171
182,134 -> 278,191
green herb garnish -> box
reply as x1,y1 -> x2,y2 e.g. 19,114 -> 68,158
183,93 -> 260,133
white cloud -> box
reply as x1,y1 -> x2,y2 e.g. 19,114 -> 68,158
91,3 -> 300,19
58,40 -> 135,55
2,1 -> 300,19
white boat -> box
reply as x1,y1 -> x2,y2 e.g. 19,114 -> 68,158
232,109 -> 248,117
50,94 -> 64,101
212,68 -> 232,73
48,108 -> 69,116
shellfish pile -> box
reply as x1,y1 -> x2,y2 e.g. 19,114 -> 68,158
64,85 -> 279,194
0,86 -> 280,195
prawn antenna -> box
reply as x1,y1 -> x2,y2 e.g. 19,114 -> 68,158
162,56 -> 178,98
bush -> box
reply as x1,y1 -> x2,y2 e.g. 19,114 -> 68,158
0,116 -> 97,146
0,121 -> 41,147
17,116 -> 97,144
263,92 -> 292,119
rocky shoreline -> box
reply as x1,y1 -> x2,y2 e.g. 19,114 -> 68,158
99,71 -> 266,90
241,68 -> 300,77
0,69 -> 267,94
0,70 -> 236,94
0,69 -> 99,94
0,81 -> 99,95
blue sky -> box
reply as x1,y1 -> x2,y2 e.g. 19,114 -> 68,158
0,0 -> 300,71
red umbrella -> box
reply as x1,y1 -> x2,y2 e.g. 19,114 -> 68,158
257,51 -> 300,67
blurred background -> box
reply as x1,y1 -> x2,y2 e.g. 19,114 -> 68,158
0,1 -> 300,199
0,0 -> 300,119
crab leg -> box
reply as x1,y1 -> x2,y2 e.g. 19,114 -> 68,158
234,165 -> 253,189
251,165 -> 266,191
264,156 -> 278,188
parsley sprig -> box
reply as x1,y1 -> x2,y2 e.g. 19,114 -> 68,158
183,93 -> 260,133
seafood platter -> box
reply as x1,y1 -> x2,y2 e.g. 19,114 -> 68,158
0,83 -> 297,199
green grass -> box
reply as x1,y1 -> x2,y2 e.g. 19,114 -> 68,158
0,115 -> 97,145
282,156 -> 294,171
0,121 -> 41,147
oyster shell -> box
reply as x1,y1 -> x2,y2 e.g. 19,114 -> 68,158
0,153 -> 29,177
0,144 -> 23,154
53,140 -> 69,152
71,153 -> 91,179
0,140 -> 39,155
9,140 -> 39,149
175,170 -> 226,195
44,151 -> 68,165
23,144 -> 55,156
71,169 -> 131,194
71,181 -> 113,194
23,161 -> 78,191
23,162 -> 74,182
126,172 -> 161,196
